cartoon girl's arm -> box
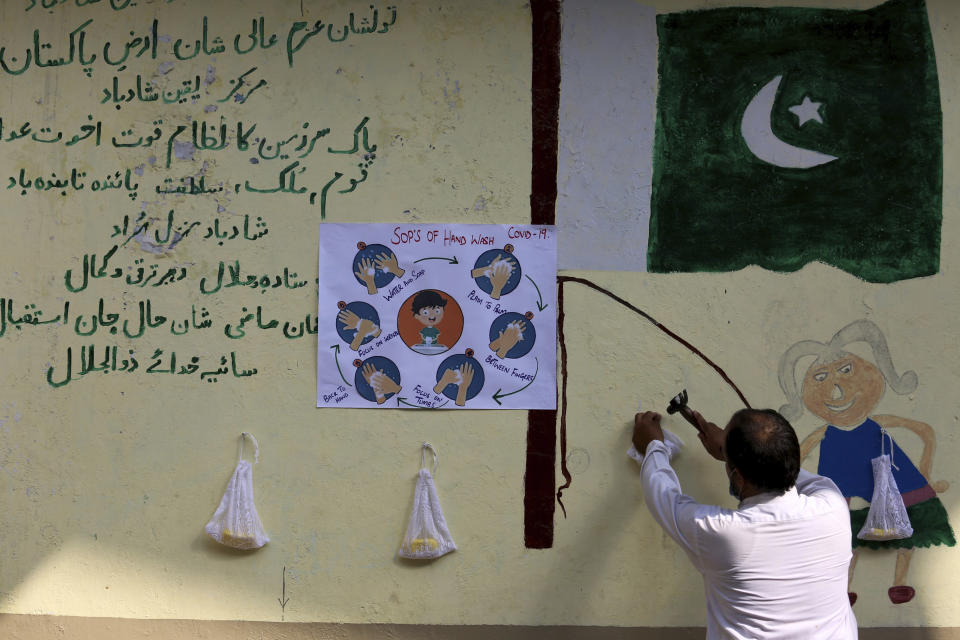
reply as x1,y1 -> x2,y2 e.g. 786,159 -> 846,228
872,414 -> 940,486
800,425 -> 827,461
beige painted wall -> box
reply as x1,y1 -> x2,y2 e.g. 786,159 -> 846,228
0,0 -> 958,632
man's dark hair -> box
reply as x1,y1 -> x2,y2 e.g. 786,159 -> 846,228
411,290 -> 447,315
725,409 -> 800,495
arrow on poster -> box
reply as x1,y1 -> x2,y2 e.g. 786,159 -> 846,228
414,255 -> 459,265
492,357 -> 538,406
329,344 -> 352,387
525,274 -> 548,312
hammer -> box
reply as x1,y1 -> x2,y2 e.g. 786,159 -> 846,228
667,389 -> 703,433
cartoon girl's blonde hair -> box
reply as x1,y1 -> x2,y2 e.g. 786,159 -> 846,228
777,319 -> 918,421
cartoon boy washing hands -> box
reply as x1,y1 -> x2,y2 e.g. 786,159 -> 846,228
412,290 -> 447,347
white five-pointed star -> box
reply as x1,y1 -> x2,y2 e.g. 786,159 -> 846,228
788,96 -> 824,126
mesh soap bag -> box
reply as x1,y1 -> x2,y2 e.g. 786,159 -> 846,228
398,443 -> 456,559
205,432 -> 270,550
857,429 -> 914,541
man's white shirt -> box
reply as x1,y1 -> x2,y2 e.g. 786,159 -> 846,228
637,439 -> 858,639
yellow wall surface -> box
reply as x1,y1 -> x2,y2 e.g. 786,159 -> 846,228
1,0 -> 959,632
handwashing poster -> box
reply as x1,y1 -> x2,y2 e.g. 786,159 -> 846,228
317,224 -> 557,409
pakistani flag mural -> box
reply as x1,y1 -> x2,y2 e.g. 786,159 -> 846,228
648,0 -> 941,283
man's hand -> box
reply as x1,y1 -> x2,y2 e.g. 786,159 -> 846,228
633,411 -> 664,455
694,411 -> 726,461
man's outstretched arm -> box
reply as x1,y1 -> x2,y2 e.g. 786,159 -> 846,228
633,412 -> 703,564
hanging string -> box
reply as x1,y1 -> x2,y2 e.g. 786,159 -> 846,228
239,432 -> 260,465
881,428 -> 899,470
420,442 -> 439,475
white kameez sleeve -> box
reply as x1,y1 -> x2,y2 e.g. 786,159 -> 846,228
638,440 -> 705,567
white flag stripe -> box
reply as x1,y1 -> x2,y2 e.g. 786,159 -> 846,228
556,0 -> 657,271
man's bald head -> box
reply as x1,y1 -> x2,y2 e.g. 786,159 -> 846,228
725,409 -> 801,495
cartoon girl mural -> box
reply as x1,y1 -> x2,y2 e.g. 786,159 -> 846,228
778,319 -> 954,605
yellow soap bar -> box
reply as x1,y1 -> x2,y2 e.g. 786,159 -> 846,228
861,527 -> 901,541
221,529 -> 256,547
409,538 -> 439,553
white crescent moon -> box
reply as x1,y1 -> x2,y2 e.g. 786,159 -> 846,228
740,75 -> 838,169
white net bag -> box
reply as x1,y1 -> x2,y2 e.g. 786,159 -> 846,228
399,443 -> 456,560
857,430 -> 913,541
205,432 -> 270,550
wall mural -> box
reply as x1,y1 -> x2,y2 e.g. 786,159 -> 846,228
778,319 -> 955,605
648,0 -> 941,283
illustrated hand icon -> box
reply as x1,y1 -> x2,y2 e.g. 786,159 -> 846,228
471,255 -> 507,277
354,257 -> 378,294
487,258 -> 514,300
338,309 -> 382,350
489,321 -> 525,358
375,252 -> 405,278
362,363 -> 390,404
455,362 -> 474,407
434,367 -> 460,395
338,308 -> 362,331
372,373 -> 401,398
356,317 -> 380,340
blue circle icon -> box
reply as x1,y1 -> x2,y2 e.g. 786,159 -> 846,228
353,244 -> 400,291
354,356 -> 401,404
489,312 -> 535,359
435,354 -> 485,404
472,249 -> 521,298
335,301 -> 381,349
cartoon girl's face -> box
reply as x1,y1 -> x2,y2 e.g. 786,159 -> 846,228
801,353 -> 884,427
